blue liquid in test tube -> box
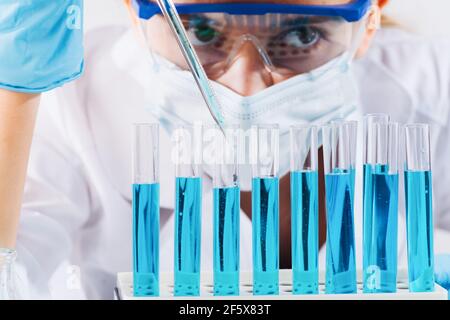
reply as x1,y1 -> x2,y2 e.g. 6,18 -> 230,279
174,177 -> 202,296
325,170 -> 357,294
363,164 -> 399,293
213,186 -> 240,296
252,177 -> 279,295
405,170 -> 435,292
133,183 -> 160,296
291,171 -> 319,294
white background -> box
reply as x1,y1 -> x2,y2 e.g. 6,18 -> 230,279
84,0 -> 450,37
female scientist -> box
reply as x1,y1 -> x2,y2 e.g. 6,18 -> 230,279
0,0 -> 449,299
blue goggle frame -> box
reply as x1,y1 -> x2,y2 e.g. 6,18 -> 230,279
131,0 -> 372,22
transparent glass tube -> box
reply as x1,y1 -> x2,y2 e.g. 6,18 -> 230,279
251,124 -> 279,295
289,125 -> 319,295
363,114 -> 390,164
173,124 -> 203,296
322,121 -> 357,294
404,124 -> 435,292
0,249 -> 18,300
132,123 -> 160,297
212,125 -> 240,296
363,120 -> 399,293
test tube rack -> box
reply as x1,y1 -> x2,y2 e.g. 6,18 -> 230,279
115,269 -> 447,300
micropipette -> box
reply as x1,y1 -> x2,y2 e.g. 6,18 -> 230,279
155,0 -> 225,130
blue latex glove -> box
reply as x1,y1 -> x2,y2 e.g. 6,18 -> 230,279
435,254 -> 450,299
0,0 -> 84,93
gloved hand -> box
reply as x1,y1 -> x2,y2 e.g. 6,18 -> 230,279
435,254 -> 450,299
0,0 -> 84,93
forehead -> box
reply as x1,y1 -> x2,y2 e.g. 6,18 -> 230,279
172,0 -> 354,4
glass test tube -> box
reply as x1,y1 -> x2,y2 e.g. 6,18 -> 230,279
363,114 -> 390,224
0,249 -> 18,300
404,124 -> 435,292
290,125 -> 319,295
213,126 -> 240,296
363,118 -> 399,293
251,124 -> 280,295
173,124 -> 203,296
322,121 -> 357,294
132,123 -> 160,297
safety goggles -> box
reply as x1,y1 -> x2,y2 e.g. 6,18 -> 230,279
131,0 -> 377,78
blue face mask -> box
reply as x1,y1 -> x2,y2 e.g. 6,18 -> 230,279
0,0 -> 84,93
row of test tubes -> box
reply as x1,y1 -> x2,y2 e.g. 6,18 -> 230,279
131,115 -> 434,297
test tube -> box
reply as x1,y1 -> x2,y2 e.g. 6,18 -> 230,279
404,124 -> 435,292
290,125 -> 319,295
322,121 -> 357,294
132,123 -> 160,297
363,119 -> 399,293
212,125 -> 240,296
173,124 -> 203,296
251,124 -> 279,295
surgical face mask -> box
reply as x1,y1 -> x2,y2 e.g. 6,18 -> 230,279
145,53 -> 359,189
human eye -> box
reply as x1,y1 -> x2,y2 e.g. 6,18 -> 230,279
279,25 -> 322,49
186,17 -> 221,46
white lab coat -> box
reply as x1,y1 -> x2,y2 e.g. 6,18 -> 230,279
15,26 -> 450,299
